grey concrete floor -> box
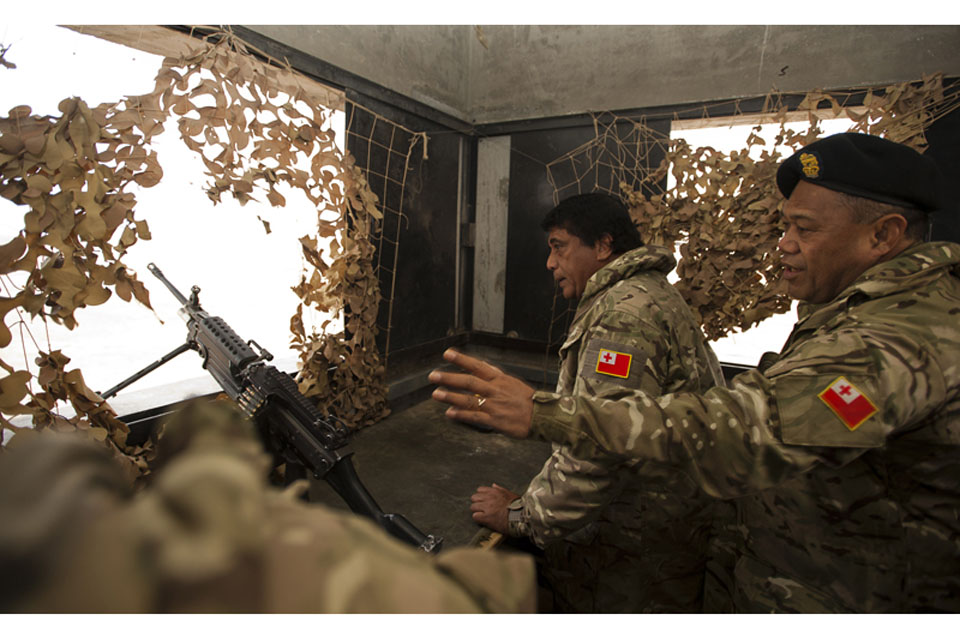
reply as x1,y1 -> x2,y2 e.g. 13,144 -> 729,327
307,396 -> 553,549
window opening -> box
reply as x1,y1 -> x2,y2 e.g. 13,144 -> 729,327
0,25 -> 345,417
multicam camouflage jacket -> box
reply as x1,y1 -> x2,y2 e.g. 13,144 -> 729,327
511,245 -> 730,612
0,401 -> 535,613
530,241 -> 960,613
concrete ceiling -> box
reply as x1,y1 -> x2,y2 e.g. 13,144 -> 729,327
246,25 -> 960,125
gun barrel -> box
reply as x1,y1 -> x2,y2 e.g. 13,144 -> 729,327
147,263 -> 190,306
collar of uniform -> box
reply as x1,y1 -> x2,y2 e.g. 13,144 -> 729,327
579,245 -> 675,305
795,241 -> 960,330
570,245 -> 675,329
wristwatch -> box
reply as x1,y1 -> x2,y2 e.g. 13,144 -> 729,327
506,498 -> 525,535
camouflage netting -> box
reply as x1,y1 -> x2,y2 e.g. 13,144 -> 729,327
548,73 -> 960,341
0,29 -> 421,473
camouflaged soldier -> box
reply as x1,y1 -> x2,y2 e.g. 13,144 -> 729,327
0,400 -> 536,613
469,193 -> 731,612
432,133 -> 960,612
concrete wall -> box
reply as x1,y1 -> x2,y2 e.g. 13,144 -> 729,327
247,25 -> 960,124
248,25 -> 474,121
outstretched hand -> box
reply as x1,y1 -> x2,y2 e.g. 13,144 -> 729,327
470,483 -> 520,534
429,349 -> 535,439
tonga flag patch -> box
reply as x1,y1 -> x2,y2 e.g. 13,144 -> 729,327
579,339 -> 646,388
595,348 -> 632,378
818,376 -> 878,431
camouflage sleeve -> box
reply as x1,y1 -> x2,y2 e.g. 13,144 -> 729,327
530,325 -> 945,498
516,443 -> 619,545
518,310 -> 669,545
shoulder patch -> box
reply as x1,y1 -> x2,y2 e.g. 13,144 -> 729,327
578,338 -> 647,390
817,376 -> 878,431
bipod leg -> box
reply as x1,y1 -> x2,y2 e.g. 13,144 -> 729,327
98,342 -> 193,400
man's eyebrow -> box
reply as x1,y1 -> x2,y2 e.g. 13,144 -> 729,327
780,210 -> 818,223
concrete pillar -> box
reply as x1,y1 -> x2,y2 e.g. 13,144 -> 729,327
473,136 -> 511,333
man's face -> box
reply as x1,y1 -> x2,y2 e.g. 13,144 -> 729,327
546,227 -> 608,299
778,181 -> 882,304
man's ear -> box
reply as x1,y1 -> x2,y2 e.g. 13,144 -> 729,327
872,213 -> 909,253
596,234 -> 614,261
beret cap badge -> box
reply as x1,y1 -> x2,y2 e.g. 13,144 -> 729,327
800,152 -> 821,179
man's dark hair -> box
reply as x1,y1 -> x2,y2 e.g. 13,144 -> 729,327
540,193 -> 643,254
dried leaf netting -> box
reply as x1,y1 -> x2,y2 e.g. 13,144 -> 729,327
0,29 -> 425,473
294,104 -> 426,424
545,73 -> 960,345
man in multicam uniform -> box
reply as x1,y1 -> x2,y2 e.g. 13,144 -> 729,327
0,400 -> 535,613
468,193 -> 731,612
431,132 -> 960,612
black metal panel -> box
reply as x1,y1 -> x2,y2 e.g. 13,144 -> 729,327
475,94 -> 805,137
924,79 -> 960,243
502,128 -> 576,344
344,93 -> 466,363
502,118 -> 672,343
383,131 -> 463,354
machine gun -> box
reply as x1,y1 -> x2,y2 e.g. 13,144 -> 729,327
101,263 -> 441,553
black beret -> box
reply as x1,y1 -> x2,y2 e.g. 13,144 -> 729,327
776,132 -> 944,212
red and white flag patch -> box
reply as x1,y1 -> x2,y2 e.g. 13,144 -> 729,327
818,376 -> 878,431
596,349 -> 632,378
